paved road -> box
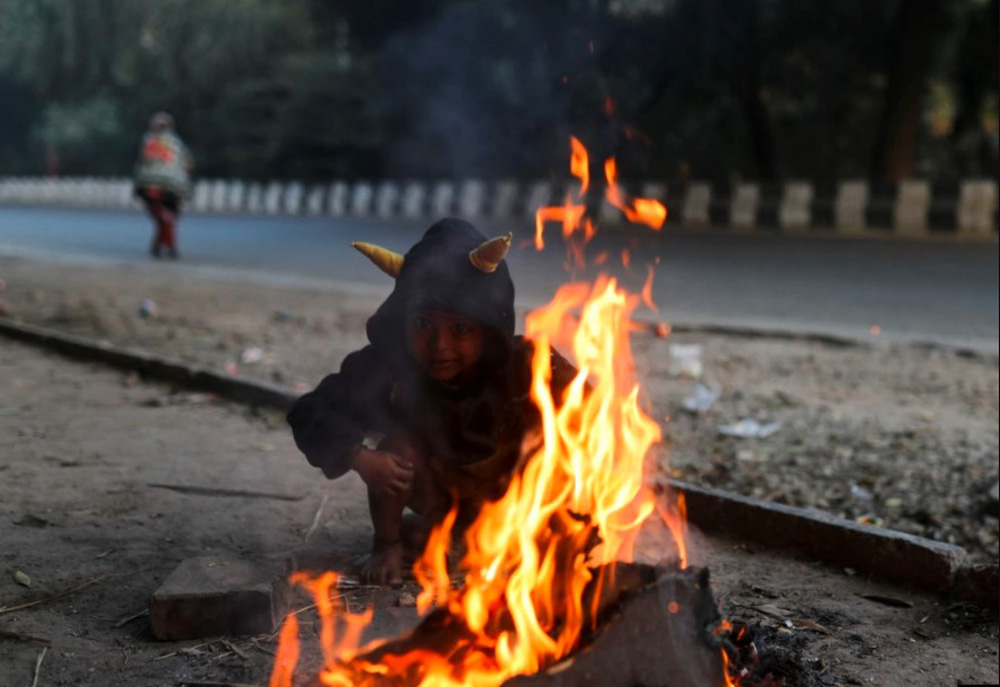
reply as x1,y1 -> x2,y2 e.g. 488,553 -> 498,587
0,206 -> 996,351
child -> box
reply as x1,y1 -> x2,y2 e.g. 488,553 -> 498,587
134,112 -> 193,259
288,218 -> 576,585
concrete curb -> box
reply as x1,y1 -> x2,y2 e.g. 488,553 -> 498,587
0,318 -> 296,410
1,316 -> 996,611
661,480 -> 998,614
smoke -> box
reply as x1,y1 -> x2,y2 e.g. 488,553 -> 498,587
376,1 -> 615,179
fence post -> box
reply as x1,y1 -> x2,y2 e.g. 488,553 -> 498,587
492,181 -> 519,219
834,181 -> 868,234
681,182 -> 711,227
779,182 -> 813,232
226,181 -> 246,213
957,180 -> 999,239
730,183 -> 759,230
523,181 -> 553,217
304,185 -> 325,216
374,181 -> 399,218
400,182 -> 426,219
894,180 -> 930,237
283,182 -> 304,215
263,182 -> 283,215
457,180 -> 486,218
351,182 -> 374,216
430,182 -> 455,217
327,182 -> 348,216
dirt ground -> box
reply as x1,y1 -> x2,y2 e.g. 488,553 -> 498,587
1,336 -> 997,686
0,254 -> 997,566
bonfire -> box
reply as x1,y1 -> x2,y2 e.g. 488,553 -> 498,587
270,138 -> 735,687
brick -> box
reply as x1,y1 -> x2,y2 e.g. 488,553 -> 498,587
149,555 -> 290,641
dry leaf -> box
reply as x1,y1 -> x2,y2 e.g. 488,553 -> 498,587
858,594 -> 913,608
790,617 -> 834,635
752,603 -> 792,619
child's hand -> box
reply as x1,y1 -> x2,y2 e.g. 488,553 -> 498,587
351,447 -> 414,497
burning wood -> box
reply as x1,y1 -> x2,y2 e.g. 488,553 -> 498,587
298,565 -> 726,687
269,275 -> 729,686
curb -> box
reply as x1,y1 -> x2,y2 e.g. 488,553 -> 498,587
1,316 -> 996,611
0,318 -> 296,410
664,323 -> 996,362
661,480 -> 998,614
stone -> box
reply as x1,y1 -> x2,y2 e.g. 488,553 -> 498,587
149,555 -> 290,641
503,567 -> 726,687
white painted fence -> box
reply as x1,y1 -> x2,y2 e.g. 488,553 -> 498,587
0,176 -> 995,239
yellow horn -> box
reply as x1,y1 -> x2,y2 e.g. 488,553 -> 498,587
351,241 -> 404,278
469,232 -> 512,273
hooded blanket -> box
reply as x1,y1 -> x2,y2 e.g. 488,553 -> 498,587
288,218 -> 576,490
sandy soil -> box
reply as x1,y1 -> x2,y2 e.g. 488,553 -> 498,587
1,254 -> 997,565
0,337 -> 997,686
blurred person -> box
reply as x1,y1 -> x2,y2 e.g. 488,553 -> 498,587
133,112 -> 193,259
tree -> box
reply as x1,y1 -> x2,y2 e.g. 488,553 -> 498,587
870,0 -> 947,181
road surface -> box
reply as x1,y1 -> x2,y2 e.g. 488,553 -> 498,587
0,206 -> 996,351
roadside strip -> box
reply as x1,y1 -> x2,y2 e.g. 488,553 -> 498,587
1,315 -> 995,613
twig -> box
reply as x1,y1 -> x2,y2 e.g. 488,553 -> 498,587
221,639 -> 250,661
0,628 -> 51,645
303,494 -> 329,543
147,483 -> 303,501
112,608 -> 149,628
333,575 -> 380,589
248,639 -> 276,657
154,638 -> 222,661
288,587 -> 371,617
0,569 -> 133,616
31,647 -> 47,687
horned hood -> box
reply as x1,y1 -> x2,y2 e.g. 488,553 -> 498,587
362,218 -> 516,358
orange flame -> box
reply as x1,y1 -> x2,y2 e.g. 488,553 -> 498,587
270,275 -> 690,686
535,137 -> 667,265
722,648 -> 738,686
656,491 -> 688,570
604,158 -> 668,229
534,137 -> 590,253
570,136 -> 589,196
270,127 -> 707,687
269,613 -> 300,687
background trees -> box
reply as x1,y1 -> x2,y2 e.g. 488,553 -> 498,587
0,0 -> 996,182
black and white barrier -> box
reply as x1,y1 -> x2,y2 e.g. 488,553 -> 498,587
0,177 -> 996,239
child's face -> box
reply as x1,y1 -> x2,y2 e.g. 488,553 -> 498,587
407,309 -> 486,383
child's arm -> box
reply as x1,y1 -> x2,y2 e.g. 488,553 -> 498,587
287,346 -> 394,479
348,445 -> 414,496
